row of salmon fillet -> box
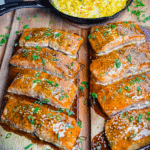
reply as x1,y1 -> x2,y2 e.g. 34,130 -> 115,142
1,28 -> 84,150
89,21 -> 150,150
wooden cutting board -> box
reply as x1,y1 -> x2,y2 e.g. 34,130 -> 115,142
0,6 -> 90,150
0,0 -> 150,150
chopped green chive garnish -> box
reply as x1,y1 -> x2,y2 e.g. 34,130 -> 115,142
65,109 -> 75,116
30,55 -> 40,60
25,143 -> 33,149
35,19 -> 39,22
137,86 -> 142,95
78,136 -> 87,141
128,134 -> 136,139
56,115 -> 61,121
111,25 -> 116,29
6,26 -> 9,29
15,31 -> 19,34
23,25 -> 29,29
33,79 -> 42,83
147,112 -> 150,115
42,58 -> 45,66
66,124 -> 73,128
92,93 -> 97,99
34,107 -> 39,113
126,95 -> 132,98
130,24 -> 136,28
78,38 -> 82,41
55,32 -> 61,37
50,21 -> 54,24
126,54 -> 132,64
141,75 -> 146,78
95,29 -> 99,32
58,133 -> 59,140
28,115 -> 35,125
81,81 -> 88,88
146,118 -> 150,121
33,14 -> 38,18
128,116 -> 134,122
52,58 -> 59,61
35,72 -> 41,77
103,31 -> 110,36
17,17 -> 20,20
124,86 -> 129,91
79,85 -> 84,92
45,32 -> 52,36
137,114 -> 143,123
122,111 -> 127,118
123,21 -> 129,23
71,61 -> 74,66
115,58 -> 121,68
25,36 -> 30,40
42,99 -> 49,104
88,34 -> 93,39
77,121 -> 82,128
118,88 -> 122,93
47,113 -> 55,118
5,133 -> 12,139
108,142 -> 114,146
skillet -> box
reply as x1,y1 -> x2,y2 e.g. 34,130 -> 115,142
0,0 -> 133,24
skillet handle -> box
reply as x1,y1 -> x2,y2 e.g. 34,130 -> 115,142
0,1 -> 45,16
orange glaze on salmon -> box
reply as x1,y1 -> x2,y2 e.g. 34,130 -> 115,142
1,93 -> 81,150
105,108 -> 150,150
9,47 -> 80,80
7,69 -> 77,109
90,45 -> 150,85
89,21 -> 146,55
19,28 -> 83,58
97,74 -> 150,117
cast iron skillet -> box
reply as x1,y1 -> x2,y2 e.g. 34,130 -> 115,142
0,0 -> 133,24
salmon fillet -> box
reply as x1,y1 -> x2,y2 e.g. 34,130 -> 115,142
97,74 -> 150,117
1,93 -> 81,150
19,28 -> 83,58
89,21 -> 146,55
90,45 -> 150,85
7,69 -> 77,109
105,108 -> 150,150
9,47 -> 80,80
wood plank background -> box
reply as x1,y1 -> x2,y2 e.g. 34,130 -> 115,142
0,0 -> 150,150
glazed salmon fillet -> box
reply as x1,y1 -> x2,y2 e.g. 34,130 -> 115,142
19,28 -> 83,58
1,94 -> 81,150
9,47 -> 80,80
97,74 -> 150,117
7,69 -> 77,109
90,45 -> 150,85
89,21 -> 146,55
105,108 -> 150,150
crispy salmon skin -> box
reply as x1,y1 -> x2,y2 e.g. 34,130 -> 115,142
19,28 -> 83,58
90,45 -> 150,85
89,21 -> 146,55
97,74 -> 150,117
7,69 -> 77,109
105,108 -> 150,150
1,94 -> 81,150
9,47 -> 80,80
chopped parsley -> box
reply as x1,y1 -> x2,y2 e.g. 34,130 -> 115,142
17,17 -> 20,20
65,109 -> 75,116
28,115 -> 35,125
128,116 -> 134,122
115,58 -> 121,68
146,118 -> 150,121
33,79 -> 42,83
95,29 -> 99,32
52,58 -> 59,61
15,31 -> 19,34
5,133 -> 12,139
141,75 -> 146,78
103,31 -> 110,36
92,93 -> 97,99
71,61 -> 74,66
34,107 -> 39,113
30,55 -> 40,60
42,58 -> 45,66
79,85 -> 84,92
133,0 -> 145,7
56,115 -> 61,121
6,26 -> 9,29
137,114 -> 143,123
42,99 -> 49,104
123,21 -> 129,23
137,86 -> 142,95
124,86 -> 130,91
78,38 -> 82,41
122,111 -> 127,118
111,25 -> 116,29
66,124 -> 73,128
55,32 -> 61,37
81,81 -> 88,88
147,112 -> 150,115
128,134 -> 136,139
25,36 -> 30,40
126,54 -> 132,64
25,143 -> 33,149
77,121 -> 82,128
126,95 -> 132,98
23,25 -> 29,29
118,88 -> 122,93
58,133 -> 59,140
35,72 -> 41,77
33,14 -> 38,18
88,34 -> 95,39
47,113 -> 55,118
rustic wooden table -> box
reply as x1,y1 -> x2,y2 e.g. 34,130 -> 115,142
0,0 -> 150,150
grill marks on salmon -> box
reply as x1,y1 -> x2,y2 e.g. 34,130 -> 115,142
1,94 -> 81,150
19,28 -> 83,58
7,69 -> 77,109
90,45 -> 150,85
97,74 -> 150,117
89,21 -> 146,55
9,47 -> 80,80
105,108 -> 150,150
